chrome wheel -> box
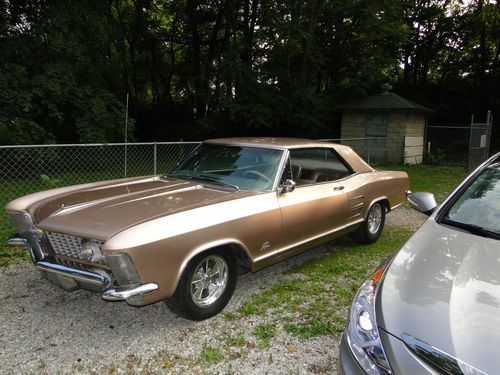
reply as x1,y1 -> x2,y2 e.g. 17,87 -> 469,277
367,204 -> 383,235
190,255 -> 229,307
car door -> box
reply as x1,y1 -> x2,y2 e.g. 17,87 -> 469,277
277,147 -> 352,249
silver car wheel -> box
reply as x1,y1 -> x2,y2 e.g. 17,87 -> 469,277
367,204 -> 383,234
190,255 -> 229,307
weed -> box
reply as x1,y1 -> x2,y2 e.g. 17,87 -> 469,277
224,312 -> 237,321
224,333 -> 246,348
199,345 -> 224,365
253,323 -> 276,348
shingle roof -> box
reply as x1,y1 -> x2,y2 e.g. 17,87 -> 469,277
340,91 -> 433,113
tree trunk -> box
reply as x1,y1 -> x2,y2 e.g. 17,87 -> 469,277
299,0 -> 323,88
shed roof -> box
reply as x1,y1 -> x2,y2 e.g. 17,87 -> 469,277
340,89 -> 433,113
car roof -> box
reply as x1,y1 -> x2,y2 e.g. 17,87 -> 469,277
205,137 -> 339,149
205,137 -> 375,172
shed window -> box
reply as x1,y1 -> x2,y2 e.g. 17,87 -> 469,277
366,113 -> 388,147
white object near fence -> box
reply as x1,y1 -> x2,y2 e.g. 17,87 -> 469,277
404,136 -> 424,165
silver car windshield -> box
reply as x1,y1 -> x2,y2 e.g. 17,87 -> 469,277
167,144 -> 284,191
443,162 -> 500,237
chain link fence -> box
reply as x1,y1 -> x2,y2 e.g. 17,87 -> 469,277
0,142 -> 200,237
0,138 -> 407,237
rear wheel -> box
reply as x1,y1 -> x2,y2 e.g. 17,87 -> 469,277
351,202 -> 386,244
166,249 -> 237,320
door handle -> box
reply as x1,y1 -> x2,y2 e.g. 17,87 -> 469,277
333,186 -> 344,191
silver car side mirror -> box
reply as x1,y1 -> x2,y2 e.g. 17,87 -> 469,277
281,179 -> 296,194
407,191 -> 437,216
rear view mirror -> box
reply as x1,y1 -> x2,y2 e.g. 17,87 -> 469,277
407,191 -> 437,216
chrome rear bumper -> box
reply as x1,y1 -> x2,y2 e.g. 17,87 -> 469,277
7,236 -> 158,306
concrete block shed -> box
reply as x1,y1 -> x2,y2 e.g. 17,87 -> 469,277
339,84 -> 433,164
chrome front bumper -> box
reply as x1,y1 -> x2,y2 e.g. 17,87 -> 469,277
8,236 -> 158,306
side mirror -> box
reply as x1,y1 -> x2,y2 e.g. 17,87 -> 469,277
407,191 -> 437,216
280,179 -> 296,194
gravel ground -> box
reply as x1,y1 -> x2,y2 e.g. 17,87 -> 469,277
0,207 -> 426,375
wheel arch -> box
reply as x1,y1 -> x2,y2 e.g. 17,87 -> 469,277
365,197 -> 390,220
173,239 -> 253,292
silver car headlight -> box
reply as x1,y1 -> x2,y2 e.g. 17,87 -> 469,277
347,265 -> 392,375
81,240 -> 105,263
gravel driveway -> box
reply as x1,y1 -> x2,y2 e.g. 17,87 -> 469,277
0,207 -> 426,374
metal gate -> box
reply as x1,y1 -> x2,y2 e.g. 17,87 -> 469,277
469,111 -> 493,170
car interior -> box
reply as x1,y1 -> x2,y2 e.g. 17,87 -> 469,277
283,148 -> 353,186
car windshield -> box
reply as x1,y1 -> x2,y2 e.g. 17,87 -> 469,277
442,162 -> 500,238
167,143 -> 284,191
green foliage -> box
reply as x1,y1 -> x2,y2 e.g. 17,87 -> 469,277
253,323 -> 276,349
224,333 -> 246,348
198,345 -> 224,365
40,174 -> 61,188
424,148 -> 447,166
0,0 -> 497,143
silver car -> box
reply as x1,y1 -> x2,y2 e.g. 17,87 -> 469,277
339,152 -> 500,375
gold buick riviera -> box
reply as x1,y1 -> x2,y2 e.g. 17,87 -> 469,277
6,138 -> 408,320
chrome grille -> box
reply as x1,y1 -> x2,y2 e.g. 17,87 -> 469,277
46,232 -> 103,261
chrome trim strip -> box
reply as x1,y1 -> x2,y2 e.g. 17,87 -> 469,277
35,261 -> 112,288
273,149 -> 290,191
6,237 -> 28,246
102,283 -> 158,301
402,333 -> 486,375
0,141 -> 202,149
390,201 -> 404,211
348,202 -> 364,212
253,218 -> 364,263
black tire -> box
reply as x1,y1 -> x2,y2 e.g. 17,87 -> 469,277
351,202 -> 386,244
165,248 -> 237,321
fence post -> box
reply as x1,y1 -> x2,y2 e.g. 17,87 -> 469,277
367,139 -> 371,164
485,110 -> 492,158
153,142 -> 157,175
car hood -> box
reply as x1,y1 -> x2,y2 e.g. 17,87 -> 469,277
32,176 -> 253,240
378,219 -> 500,374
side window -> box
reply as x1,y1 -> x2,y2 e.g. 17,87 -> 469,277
289,148 -> 352,186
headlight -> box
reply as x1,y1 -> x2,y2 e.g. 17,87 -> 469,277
81,240 -> 104,263
347,264 -> 392,375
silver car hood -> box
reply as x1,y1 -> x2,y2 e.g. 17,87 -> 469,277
378,219 -> 500,374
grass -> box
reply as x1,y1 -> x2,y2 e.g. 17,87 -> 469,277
379,164 -> 468,202
223,333 -> 246,348
239,227 -> 414,338
253,323 -> 276,348
199,345 -> 224,365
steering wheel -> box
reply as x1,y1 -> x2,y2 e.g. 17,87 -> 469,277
243,170 -> 273,184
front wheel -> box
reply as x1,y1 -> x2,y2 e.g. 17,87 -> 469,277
351,202 -> 386,244
165,249 -> 237,320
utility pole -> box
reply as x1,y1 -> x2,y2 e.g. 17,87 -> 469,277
124,93 -> 129,177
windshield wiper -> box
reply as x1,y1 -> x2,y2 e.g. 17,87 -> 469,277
441,218 -> 500,240
192,174 -> 239,191
164,172 -> 239,191
163,172 -> 195,180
